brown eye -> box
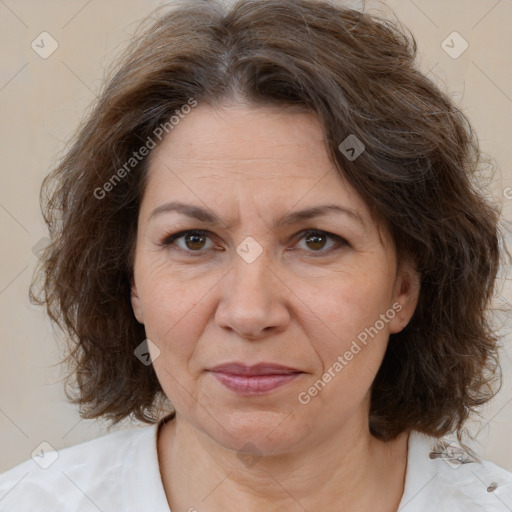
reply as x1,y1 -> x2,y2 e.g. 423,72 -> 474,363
161,230 -> 214,253
295,229 -> 347,254
304,231 -> 328,251
182,231 -> 208,250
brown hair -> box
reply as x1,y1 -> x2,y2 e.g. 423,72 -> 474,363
30,0 -> 507,441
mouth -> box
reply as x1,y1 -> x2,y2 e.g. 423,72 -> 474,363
207,362 -> 304,395
208,362 -> 303,375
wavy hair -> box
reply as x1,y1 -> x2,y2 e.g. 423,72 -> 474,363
30,0 -> 507,441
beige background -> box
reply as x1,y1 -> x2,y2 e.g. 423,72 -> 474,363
0,0 -> 511,474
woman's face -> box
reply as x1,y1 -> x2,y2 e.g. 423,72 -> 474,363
131,103 -> 419,455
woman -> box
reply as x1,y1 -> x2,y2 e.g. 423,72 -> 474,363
0,0 -> 511,510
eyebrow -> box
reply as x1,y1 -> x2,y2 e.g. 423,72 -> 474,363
147,200 -> 367,230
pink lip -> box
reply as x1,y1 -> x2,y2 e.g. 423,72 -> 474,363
211,372 -> 302,395
208,362 -> 302,375
207,362 -> 304,396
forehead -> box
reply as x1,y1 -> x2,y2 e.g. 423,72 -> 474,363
137,103 -> 395,251
147,103 -> 357,194
141,102 -> 381,235
150,103 -> 329,177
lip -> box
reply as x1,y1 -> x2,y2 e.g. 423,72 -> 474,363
207,362 -> 304,396
208,362 -> 303,375
210,372 -> 302,395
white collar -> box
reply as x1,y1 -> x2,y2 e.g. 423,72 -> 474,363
126,414 -> 512,511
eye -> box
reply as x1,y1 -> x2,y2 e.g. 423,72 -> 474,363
160,228 -> 348,256
294,229 -> 348,254
161,230 -> 217,254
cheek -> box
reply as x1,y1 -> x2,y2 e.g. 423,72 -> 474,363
300,263 -> 394,343
295,264 -> 395,404
298,277 -> 392,411
136,264 -> 216,364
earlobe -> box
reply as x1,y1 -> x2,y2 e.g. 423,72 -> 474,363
130,281 -> 144,324
389,264 -> 420,334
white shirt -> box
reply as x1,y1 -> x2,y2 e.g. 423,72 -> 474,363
1,412 -> 511,511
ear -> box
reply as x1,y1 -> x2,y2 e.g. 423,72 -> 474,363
388,260 -> 420,334
130,277 -> 145,325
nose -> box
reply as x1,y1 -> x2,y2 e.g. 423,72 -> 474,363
214,248 -> 291,340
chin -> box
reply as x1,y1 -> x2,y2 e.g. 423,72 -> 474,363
202,409 -> 309,456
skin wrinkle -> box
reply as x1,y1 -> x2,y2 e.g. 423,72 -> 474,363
28,6 -> 503,503
130,103 -> 419,511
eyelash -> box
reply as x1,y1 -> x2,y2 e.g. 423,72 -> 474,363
159,229 -> 348,256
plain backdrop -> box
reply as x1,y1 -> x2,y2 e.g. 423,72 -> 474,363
1,0 -> 511,474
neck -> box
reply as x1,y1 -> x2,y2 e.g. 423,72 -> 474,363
157,411 -> 409,512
